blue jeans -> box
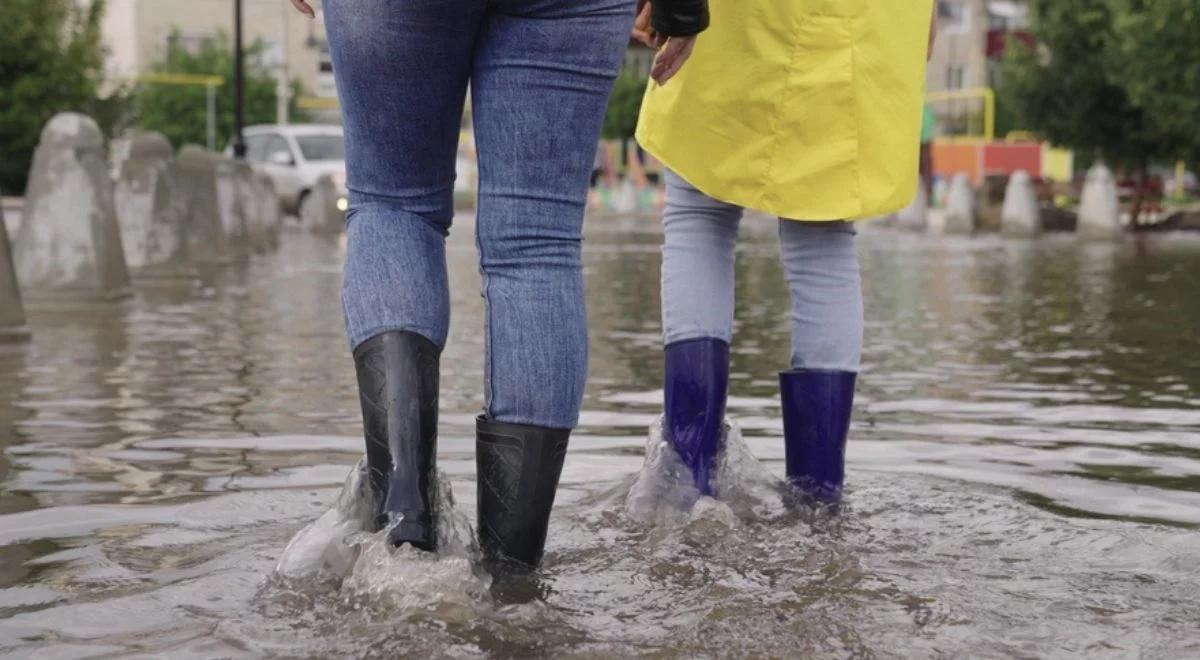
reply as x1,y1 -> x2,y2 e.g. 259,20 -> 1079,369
325,0 -> 635,429
661,170 -> 864,372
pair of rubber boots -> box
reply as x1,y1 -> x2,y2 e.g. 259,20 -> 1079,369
664,338 -> 855,502
353,331 -> 568,570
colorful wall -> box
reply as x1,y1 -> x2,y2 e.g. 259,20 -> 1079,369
932,140 -> 1074,185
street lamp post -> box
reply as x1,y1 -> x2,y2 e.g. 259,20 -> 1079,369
277,1 -> 291,126
233,0 -> 247,159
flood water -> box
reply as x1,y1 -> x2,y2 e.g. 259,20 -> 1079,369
2,214 -> 1199,658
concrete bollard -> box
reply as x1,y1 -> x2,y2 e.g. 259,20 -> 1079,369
215,157 -> 253,256
240,170 -> 281,253
299,174 -> 344,235
108,136 -> 132,183
175,146 -> 228,262
252,171 -> 282,250
0,204 -> 29,339
943,173 -> 977,234
14,113 -> 131,300
613,178 -> 638,214
234,168 -> 262,254
976,175 -> 1007,232
895,185 -> 928,231
115,132 -> 187,270
1078,163 -> 1122,240
1001,170 -> 1041,237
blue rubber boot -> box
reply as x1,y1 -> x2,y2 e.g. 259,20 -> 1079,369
664,338 -> 730,496
779,370 -> 857,503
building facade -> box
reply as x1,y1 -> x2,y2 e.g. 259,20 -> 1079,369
926,0 -> 1030,136
96,0 -> 336,117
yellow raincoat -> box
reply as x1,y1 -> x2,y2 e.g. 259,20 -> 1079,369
636,0 -> 933,221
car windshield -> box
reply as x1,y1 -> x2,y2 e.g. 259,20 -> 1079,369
295,134 -> 345,161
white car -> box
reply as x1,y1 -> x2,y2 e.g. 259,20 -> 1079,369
236,124 -> 347,214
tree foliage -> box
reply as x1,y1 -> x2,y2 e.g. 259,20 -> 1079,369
1003,0 -> 1200,171
1108,0 -> 1200,165
602,67 -> 649,141
136,32 -> 310,150
0,0 -> 107,194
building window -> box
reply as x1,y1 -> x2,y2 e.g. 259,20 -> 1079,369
945,65 -> 965,90
986,0 -> 1029,30
938,0 -> 971,35
255,40 -> 285,71
316,50 -> 337,98
166,31 -> 218,56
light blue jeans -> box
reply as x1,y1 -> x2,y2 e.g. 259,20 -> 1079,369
326,0 -> 636,429
661,170 -> 863,371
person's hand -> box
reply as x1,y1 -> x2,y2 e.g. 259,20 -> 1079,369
651,35 -> 697,85
290,0 -> 315,18
632,0 -> 657,48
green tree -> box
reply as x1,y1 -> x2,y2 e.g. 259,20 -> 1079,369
1003,2 -> 1154,170
1002,0 -> 1200,220
600,66 -> 650,172
0,0 -> 106,194
136,32 -> 309,150
1108,0 -> 1200,165
602,67 -> 649,141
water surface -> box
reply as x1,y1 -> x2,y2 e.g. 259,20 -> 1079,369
2,215 -> 1199,658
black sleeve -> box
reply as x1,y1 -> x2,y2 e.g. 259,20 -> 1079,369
651,0 -> 710,38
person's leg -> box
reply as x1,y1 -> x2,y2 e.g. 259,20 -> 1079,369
776,219 -> 863,503
470,0 -> 635,569
324,0 -> 486,548
329,0 -> 484,349
660,169 -> 743,496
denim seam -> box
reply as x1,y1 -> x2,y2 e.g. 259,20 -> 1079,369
475,229 -> 496,421
488,412 -> 575,432
664,335 -> 732,349
473,58 -> 620,79
782,367 -> 861,375
347,183 -> 456,201
477,188 -> 587,207
663,328 -> 734,346
349,323 -> 445,352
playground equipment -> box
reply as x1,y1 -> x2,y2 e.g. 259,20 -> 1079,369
926,87 -> 1074,186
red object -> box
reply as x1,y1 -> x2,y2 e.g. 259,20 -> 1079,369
1116,174 -> 1165,202
932,141 -> 1045,186
932,142 -> 981,184
987,30 -> 1035,58
982,143 -> 1041,180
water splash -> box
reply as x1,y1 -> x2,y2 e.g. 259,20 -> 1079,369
272,458 -> 490,614
339,540 -> 488,617
624,417 -> 788,527
273,458 -> 375,583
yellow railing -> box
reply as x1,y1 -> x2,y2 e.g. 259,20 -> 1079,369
137,74 -> 225,150
297,96 -> 339,110
925,86 -> 996,141
138,73 -> 224,88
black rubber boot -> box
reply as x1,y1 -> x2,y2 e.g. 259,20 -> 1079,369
353,331 -> 440,551
476,415 -> 570,571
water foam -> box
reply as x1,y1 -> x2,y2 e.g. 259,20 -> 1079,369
624,417 -> 788,527
273,459 -> 375,583
273,458 -> 490,613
